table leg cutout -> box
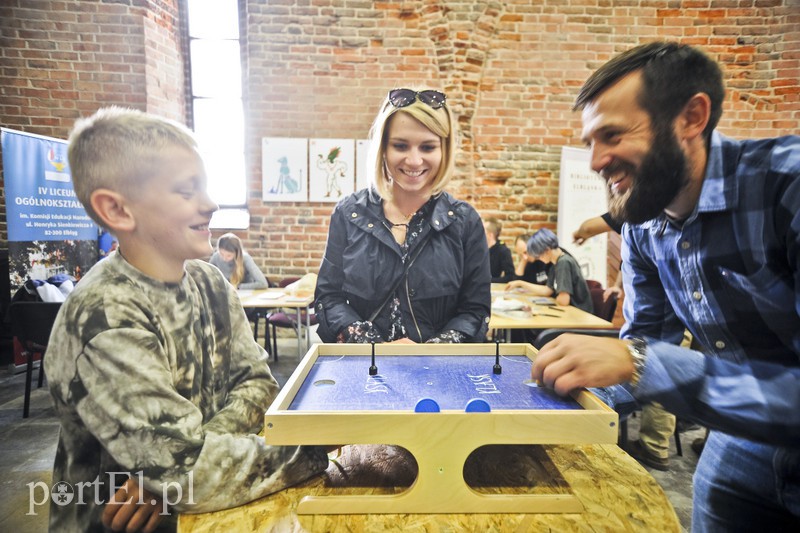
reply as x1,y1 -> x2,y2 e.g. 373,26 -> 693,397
298,442 -> 583,515
266,345 -> 617,516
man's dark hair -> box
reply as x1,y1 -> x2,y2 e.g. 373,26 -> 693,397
573,41 -> 725,145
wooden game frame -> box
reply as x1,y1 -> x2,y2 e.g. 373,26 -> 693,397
265,343 -> 618,515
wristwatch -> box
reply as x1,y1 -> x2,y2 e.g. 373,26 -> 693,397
627,337 -> 648,387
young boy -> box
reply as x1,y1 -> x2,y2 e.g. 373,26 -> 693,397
44,107 -> 329,531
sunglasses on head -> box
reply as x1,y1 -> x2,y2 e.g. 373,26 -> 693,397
388,89 -> 447,109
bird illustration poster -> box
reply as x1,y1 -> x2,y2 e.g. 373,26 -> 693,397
262,137 -> 308,202
309,138 -> 355,203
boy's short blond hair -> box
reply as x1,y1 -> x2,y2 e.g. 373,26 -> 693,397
367,88 -> 456,201
67,106 -> 198,226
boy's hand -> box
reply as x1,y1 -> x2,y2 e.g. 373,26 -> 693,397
102,477 -> 163,533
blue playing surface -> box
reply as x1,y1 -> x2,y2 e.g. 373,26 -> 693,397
288,355 -> 581,411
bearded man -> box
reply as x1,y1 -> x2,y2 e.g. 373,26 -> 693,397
533,41 -> 800,531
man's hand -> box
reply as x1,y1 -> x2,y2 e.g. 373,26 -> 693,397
603,285 -> 623,302
102,477 -> 163,533
532,334 -> 634,396
572,216 -> 612,245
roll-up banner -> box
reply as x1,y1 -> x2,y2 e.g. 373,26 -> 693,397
2,128 -> 98,294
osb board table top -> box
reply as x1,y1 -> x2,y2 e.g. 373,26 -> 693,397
178,443 -> 680,532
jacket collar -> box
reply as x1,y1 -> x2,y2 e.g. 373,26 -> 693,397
358,188 -> 458,232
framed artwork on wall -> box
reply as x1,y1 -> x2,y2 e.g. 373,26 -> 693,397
355,139 -> 371,192
309,138 -> 354,203
262,137 -> 308,202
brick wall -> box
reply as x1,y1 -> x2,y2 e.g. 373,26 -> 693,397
239,0 -> 799,284
2,0 -> 798,291
0,0 -> 184,286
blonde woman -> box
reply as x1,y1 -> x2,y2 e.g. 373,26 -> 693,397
209,233 -> 269,290
315,88 -> 490,344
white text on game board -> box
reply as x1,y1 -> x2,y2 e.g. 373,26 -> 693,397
467,374 -> 500,394
364,375 -> 388,394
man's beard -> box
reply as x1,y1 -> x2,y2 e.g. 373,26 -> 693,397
608,127 -> 689,224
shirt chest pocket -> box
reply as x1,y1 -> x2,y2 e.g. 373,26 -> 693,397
717,264 -> 798,342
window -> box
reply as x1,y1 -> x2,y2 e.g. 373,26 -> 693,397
186,0 -> 248,228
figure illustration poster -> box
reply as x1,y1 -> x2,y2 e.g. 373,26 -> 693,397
309,139 -> 354,203
262,137 -> 307,202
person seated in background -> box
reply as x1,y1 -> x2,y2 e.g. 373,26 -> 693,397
209,232 -> 269,290
513,234 -> 550,285
46,107 -> 329,532
315,87 -> 491,344
506,228 -> 593,313
484,217 -> 515,283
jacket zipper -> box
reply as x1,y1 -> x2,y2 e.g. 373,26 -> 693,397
405,277 -> 422,341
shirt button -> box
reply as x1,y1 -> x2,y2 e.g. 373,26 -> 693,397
692,291 -> 702,301
367,223 -> 374,228
715,340 -> 726,349
351,212 -> 357,218
448,211 -> 454,216
681,241 -> 690,249
434,220 -> 440,226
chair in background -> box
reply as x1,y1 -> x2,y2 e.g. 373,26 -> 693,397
249,308 -> 272,355
532,327 -> 684,455
267,277 -> 317,360
585,279 -> 603,291
590,287 -> 619,323
9,301 -> 62,418
247,278 -> 273,355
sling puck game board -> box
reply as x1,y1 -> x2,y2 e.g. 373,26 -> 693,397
264,343 -> 618,515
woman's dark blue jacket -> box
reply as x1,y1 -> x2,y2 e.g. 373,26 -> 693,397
314,188 -> 491,343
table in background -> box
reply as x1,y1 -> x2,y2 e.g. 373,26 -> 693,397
178,443 -> 680,532
489,283 -> 613,342
237,289 -> 314,358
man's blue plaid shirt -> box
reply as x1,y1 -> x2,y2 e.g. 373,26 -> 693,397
620,131 -> 800,447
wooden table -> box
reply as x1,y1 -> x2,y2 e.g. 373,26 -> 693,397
237,289 -> 314,358
178,344 -> 678,531
178,443 -> 680,532
489,283 -> 613,341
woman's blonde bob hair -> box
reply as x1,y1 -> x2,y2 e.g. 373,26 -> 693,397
367,88 -> 457,201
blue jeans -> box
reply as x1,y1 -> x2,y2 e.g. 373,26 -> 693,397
588,384 -> 638,418
693,430 -> 800,532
